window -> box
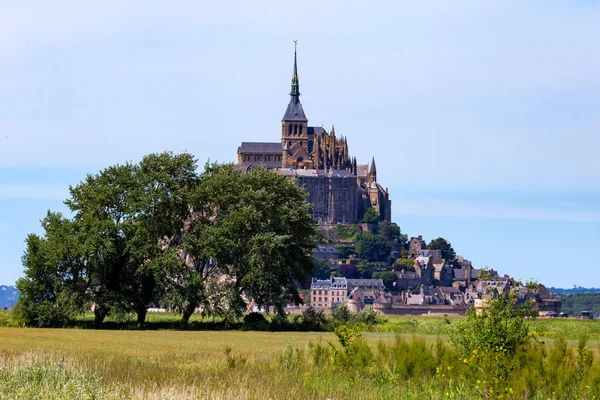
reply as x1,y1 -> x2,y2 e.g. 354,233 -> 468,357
288,125 -> 292,135
299,126 -> 303,135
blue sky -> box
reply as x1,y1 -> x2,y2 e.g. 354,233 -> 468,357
0,1 -> 599,287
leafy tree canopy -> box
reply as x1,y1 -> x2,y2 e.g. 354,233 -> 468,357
312,257 -> 331,280
14,154 -> 317,327
355,233 -> 391,262
427,237 -> 456,262
362,208 -> 379,224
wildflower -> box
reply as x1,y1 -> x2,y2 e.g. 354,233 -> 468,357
463,358 -> 468,364
447,366 -> 452,371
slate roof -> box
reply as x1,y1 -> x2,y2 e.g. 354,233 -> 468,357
308,126 -> 327,136
357,164 -> 368,177
396,271 -> 418,279
238,142 -> 282,153
279,169 -> 355,178
282,97 -> 308,122
347,278 -> 385,289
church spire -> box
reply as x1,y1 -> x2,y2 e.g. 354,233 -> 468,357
290,40 -> 300,97
369,156 -> 377,180
282,40 -> 307,122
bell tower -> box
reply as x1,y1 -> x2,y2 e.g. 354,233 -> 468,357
281,41 -> 308,156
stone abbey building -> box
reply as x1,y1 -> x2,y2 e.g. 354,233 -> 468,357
236,44 -> 391,226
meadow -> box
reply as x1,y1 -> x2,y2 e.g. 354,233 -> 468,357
2,312 -> 600,399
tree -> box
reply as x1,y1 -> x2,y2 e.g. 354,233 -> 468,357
372,270 -> 397,291
394,258 -> 415,271
337,264 -> 360,279
66,152 -> 197,325
427,237 -> 456,262
362,208 -> 379,224
171,164 -> 317,321
355,233 -> 391,262
15,156 -> 318,326
378,221 -> 399,241
449,290 -> 538,380
312,257 -> 331,280
14,213 -> 89,327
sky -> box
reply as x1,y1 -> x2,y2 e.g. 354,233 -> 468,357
0,1 -> 599,287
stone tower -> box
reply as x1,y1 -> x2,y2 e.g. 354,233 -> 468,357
281,42 -> 309,165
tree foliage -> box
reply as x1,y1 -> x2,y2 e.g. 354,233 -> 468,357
427,237 -> 456,262
14,153 -> 317,327
311,257 -> 331,280
354,233 -> 391,262
372,270 -> 397,291
450,291 -> 537,361
362,208 -> 379,224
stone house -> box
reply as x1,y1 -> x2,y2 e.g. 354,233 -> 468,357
434,263 -> 454,287
395,270 -> 421,290
310,277 -> 348,309
414,256 -> 434,286
408,235 -> 426,259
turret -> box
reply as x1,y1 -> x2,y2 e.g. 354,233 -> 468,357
282,143 -> 289,168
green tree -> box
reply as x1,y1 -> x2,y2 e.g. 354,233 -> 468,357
362,208 -> 379,224
355,233 -> 391,262
394,258 -> 415,271
172,164 -> 317,321
66,152 -> 197,325
449,290 -> 538,380
311,257 -> 331,280
427,237 -> 456,262
14,213 -> 89,327
372,270 -> 397,291
378,221 -> 400,241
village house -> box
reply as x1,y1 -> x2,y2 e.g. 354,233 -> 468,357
395,270 -> 421,290
310,277 -> 348,309
408,235 -> 427,259
414,256 -> 434,286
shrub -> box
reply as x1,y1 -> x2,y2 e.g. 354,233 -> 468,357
243,312 -> 267,330
301,306 -> 327,330
355,306 -> 387,325
330,303 -> 353,325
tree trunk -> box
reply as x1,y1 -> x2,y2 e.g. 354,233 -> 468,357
136,307 -> 147,325
94,306 -> 107,328
181,303 -> 197,324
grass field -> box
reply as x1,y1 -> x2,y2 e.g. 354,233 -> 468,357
2,312 -> 600,399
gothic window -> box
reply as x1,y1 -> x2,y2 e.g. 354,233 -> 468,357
300,141 -> 303,147
288,125 -> 292,135
299,126 -> 303,135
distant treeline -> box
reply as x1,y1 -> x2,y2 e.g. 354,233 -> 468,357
560,293 -> 600,317
550,287 -> 600,295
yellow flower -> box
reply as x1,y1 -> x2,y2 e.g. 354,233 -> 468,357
463,358 -> 468,364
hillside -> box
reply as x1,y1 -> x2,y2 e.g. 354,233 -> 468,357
0,285 -> 18,309
560,293 -> 600,317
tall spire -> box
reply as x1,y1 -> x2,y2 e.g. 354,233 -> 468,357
282,40 -> 307,122
290,40 -> 300,97
369,156 -> 377,179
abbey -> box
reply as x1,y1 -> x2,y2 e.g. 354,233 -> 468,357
236,44 -> 391,226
